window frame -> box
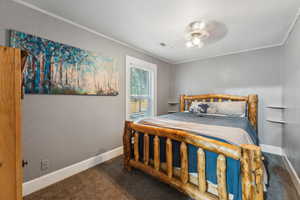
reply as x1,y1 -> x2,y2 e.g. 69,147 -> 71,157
126,56 -> 157,120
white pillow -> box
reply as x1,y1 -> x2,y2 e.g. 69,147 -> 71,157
207,103 -> 217,114
211,101 -> 246,117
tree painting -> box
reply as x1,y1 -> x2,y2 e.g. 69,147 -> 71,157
10,30 -> 119,96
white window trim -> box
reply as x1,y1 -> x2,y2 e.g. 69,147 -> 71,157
126,56 -> 157,120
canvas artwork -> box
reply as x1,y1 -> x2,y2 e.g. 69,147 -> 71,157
10,30 -> 119,96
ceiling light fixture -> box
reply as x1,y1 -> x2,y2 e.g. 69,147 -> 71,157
185,20 -> 210,48
191,21 -> 206,30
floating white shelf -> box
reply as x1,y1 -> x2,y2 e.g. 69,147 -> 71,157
266,119 -> 286,124
168,101 -> 179,104
266,105 -> 287,109
168,100 -> 179,113
168,110 -> 178,113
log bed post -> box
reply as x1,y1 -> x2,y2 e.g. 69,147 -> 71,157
241,144 -> 264,200
180,142 -> 188,184
166,138 -> 173,178
217,155 -> 228,200
144,134 -> 150,165
123,121 -> 133,171
180,94 -> 186,112
134,132 -> 139,161
248,94 -> 258,130
154,136 -> 160,171
197,148 -> 206,193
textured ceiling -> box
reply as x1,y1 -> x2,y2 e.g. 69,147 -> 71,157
15,0 -> 300,64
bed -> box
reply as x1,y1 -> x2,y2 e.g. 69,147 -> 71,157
123,94 -> 264,200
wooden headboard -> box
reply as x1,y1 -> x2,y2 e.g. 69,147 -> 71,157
179,94 -> 258,130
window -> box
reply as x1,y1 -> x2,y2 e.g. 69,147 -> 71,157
126,56 -> 157,120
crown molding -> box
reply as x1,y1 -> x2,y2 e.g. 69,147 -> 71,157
173,43 -> 282,65
12,1 -> 300,66
281,8 -> 300,45
12,0 -> 173,64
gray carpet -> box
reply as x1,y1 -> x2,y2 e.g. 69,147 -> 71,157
24,153 -> 299,200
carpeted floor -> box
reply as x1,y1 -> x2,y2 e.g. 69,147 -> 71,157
24,153 -> 299,200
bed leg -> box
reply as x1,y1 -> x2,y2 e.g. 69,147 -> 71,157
241,144 -> 264,200
123,121 -> 132,171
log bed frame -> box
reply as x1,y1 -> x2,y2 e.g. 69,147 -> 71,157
123,94 -> 264,200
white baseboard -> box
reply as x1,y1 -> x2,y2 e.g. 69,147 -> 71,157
260,144 -> 283,155
23,146 -> 123,196
260,145 -> 300,196
21,144 -> 293,196
282,150 -> 300,197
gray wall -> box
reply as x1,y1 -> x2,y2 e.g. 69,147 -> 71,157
0,0 -> 171,181
172,47 -> 283,146
282,17 -> 300,176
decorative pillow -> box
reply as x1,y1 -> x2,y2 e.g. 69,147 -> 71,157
189,101 -> 210,114
189,101 -> 200,113
211,101 -> 246,117
197,103 -> 209,113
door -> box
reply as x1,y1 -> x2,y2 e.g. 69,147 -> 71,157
0,47 -> 22,200
126,56 -> 157,120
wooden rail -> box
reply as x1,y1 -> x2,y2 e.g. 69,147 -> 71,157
123,121 -> 264,200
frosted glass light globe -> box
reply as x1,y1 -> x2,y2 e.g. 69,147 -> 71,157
192,37 -> 201,45
186,41 -> 193,48
197,41 -> 204,48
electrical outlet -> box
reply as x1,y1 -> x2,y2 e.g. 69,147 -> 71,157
41,159 -> 49,171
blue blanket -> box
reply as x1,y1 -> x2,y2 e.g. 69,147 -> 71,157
134,112 -> 258,200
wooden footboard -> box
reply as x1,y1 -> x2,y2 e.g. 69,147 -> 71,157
123,121 -> 264,200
